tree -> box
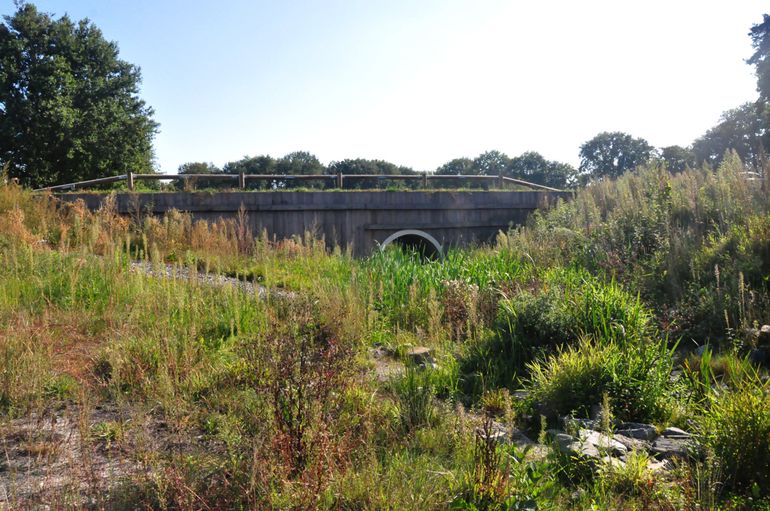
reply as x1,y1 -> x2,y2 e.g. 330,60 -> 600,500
274,151 -> 325,175
508,151 -> 577,189
177,161 -> 222,189
435,157 -> 474,175
223,155 -> 276,175
328,158 -> 416,189
659,145 -> 695,173
472,150 -> 510,176
749,14 -> 770,103
579,132 -> 653,180
0,3 -> 157,187
692,103 -> 765,168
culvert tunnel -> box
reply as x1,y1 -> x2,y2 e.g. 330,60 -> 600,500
380,229 -> 444,259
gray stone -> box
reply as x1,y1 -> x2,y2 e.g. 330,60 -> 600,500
651,437 -> 693,460
578,429 -> 628,457
561,415 -> 598,432
616,422 -> 658,441
613,434 -> 651,452
693,345 -> 710,357
548,430 -> 601,460
661,427 -> 691,439
600,456 -> 626,470
759,325 -> 770,346
647,458 -> 674,472
406,347 -> 434,366
749,348 -> 768,366
511,389 -> 530,400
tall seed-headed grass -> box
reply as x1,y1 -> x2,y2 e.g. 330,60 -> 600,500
699,375 -> 770,494
390,367 -> 437,432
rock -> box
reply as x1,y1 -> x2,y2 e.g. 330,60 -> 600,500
647,458 -> 674,472
661,427 -> 691,439
511,389 -> 530,400
600,455 -> 626,470
613,434 -> 651,452
406,347 -> 434,366
651,436 -> 693,460
759,325 -> 770,346
548,430 -> 601,460
578,429 -> 628,457
749,348 -> 768,366
693,345 -> 710,357
616,422 -> 658,441
561,415 -> 598,432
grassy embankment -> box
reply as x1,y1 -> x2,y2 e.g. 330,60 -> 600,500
0,152 -> 769,509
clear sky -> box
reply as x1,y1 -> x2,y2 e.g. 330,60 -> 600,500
7,0 -> 766,172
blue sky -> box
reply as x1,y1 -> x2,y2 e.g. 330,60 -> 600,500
5,0 -> 766,172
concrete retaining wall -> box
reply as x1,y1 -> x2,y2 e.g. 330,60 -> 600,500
57,190 -> 573,255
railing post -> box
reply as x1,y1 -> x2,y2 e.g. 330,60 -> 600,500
423,172 -> 428,188
497,172 -> 503,189
337,172 -> 343,189
127,171 -> 134,191
239,172 -> 246,189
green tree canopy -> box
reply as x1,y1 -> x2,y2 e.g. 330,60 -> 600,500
472,150 -> 510,176
659,145 -> 695,174
223,155 -> 276,175
328,158 -> 415,176
434,157 -> 474,176
692,103 -> 765,169
508,151 -> 577,189
274,151 -> 325,175
0,3 -> 157,187
749,14 -> 770,103
579,132 -> 653,180
178,162 -> 221,175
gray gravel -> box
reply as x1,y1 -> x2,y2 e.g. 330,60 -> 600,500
128,261 -> 295,299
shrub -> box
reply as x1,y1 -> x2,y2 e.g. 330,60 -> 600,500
699,378 -> 770,494
526,336 -> 672,422
390,367 -> 437,432
462,268 -> 654,395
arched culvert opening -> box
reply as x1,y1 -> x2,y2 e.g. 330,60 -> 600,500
380,229 -> 444,260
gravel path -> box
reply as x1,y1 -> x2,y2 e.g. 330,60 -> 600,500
128,261 -> 295,299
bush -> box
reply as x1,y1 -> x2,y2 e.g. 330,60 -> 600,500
390,367 -> 437,432
700,378 -> 770,494
461,268 -> 654,396
526,336 -> 672,422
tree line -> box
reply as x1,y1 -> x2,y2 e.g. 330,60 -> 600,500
1,4 -> 769,189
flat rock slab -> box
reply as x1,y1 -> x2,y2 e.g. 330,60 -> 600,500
613,434 -> 651,453
617,422 -> 658,441
660,426 -> 691,439
549,431 -> 601,460
406,347 -> 434,366
578,429 -> 628,456
651,437 -> 694,460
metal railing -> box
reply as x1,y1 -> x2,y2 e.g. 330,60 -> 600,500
34,171 -> 564,192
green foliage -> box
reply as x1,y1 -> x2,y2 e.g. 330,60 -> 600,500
660,145 -> 696,173
390,367 -> 437,432
502,159 -> 770,340
526,336 -> 673,422
749,14 -> 770,103
461,268 -> 653,396
692,103 -> 766,169
434,150 -> 576,189
699,377 -> 770,494
579,131 -> 653,180
0,4 -> 157,187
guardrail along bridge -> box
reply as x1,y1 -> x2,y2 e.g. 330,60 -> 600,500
46,173 -> 573,257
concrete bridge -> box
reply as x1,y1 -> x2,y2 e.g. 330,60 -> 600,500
59,190 -> 572,256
